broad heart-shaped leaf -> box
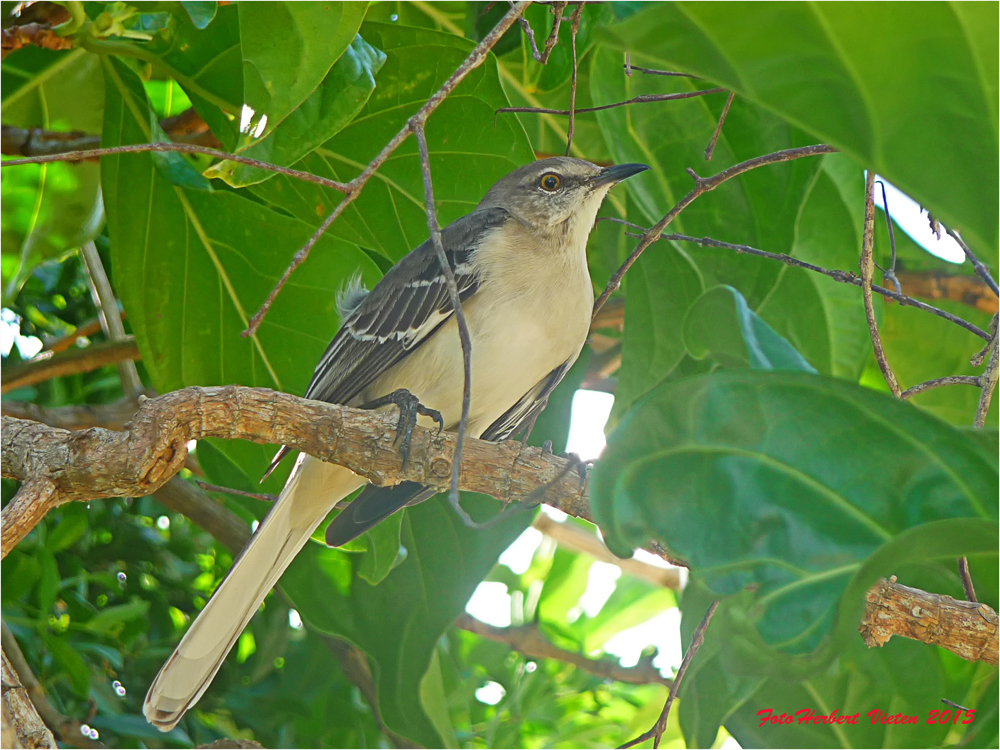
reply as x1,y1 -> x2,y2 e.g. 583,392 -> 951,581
281,495 -> 531,748
600,2 -> 999,264
613,195 -> 703,421
589,45 -> 822,418
591,371 -> 997,654
101,56 -> 379,400
250,22 -> 534,263
683,285 -> 816,372
757,154 -> 874,381
237,2 -> 368,142
207,34 -> 385,188
1,48 -> 105,300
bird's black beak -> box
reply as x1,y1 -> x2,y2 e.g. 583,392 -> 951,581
591,162 -> 650,187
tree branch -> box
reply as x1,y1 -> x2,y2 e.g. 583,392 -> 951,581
900,376 -> 980,400
895,270 -> 998,316
619,601 -> 720,749
861,171 -> 901,396
859,576 -> 998,667
1,339 -> 140,395
0,396 -> 147,431
1,23 -> 73,59
0,385 -> 595,558
496,88 -> 727,118
455,613 -> 672,686
595,219 -> 991,340
592,144 -> 838,317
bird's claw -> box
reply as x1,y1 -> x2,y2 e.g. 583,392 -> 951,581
361,389 -> 444,469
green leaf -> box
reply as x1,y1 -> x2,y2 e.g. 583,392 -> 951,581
207,34 -> 385,188
590,46 -> 822,309
251,21 -> 534,263
85,598 -> 151,635
683,285 -> 816,372
614,196 -> 704,418
44,634 -> 91,697
180,0 -> 217,29
46,503 -> 88,553
282,494 -> 531,747
758,155 -> 874,381
36,546 -> 59,615
1,49 -> 104,300
0,552 -> 41,603
591,370 -> 997,654
356,511 -> 404,585
600,2 -> 999,262
101,56 -> 378,401
238,2 -> 368,142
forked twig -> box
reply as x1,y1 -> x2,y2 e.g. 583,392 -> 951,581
515,0 -> 567,64
564,4 -> 583,156
619,601 -> 720,749
592,144 -> 838,316
860,171 -> 901,396
703,91 -> 734,161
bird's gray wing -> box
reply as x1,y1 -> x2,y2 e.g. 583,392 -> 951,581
305,206 -> 510,406
480,359 -> 574,442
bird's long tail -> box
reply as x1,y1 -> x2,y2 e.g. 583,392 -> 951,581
143,455 -> 363,731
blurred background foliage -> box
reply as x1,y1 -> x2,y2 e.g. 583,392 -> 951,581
1,2 -> 997,748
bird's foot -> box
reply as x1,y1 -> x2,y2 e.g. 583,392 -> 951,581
361,389 -> 444,469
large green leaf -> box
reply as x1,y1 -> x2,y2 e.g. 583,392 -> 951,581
101,55 -> 378,400
591,370 -> 997,655
282,495 -> 530,748
600,2 -> 999,263
207,34 -> 385,187
682,285 -> 816,372
251,22 -> 535,262
758,154 -> 874,381
237,2 -> 368,142
1,48 -> 105,300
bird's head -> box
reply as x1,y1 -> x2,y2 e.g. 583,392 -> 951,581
479,156 -> 649,230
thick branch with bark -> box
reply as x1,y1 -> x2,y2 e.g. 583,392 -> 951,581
0,385 -> 593,556
859,577 -> 998,666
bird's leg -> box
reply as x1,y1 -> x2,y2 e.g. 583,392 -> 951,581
361,389 -> 444,469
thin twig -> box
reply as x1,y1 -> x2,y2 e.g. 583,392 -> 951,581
242,1 -> 531,337
947,228 -> 999,297
456,613 -> 672,686
703,91 -> 734,161
623,63 -> 699,78
1,142 -> 350,192
861,171 -> 901,397
974,334 -> 998,427
79,241 -> 143,399
958,558 -> 978,603
595,218 -> 991,340
619,601 -> 720,749
195,482 -> 278,504
874,181 -> 901,294
412,124 -> 477,528
593,144 -> 838,316
1,338 -> 140,395
900,376 -> 980,400
497,88 -> 727,118
564,4 -> 583,156
515,0 -> 567,64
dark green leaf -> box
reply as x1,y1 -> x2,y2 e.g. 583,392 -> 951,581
44,634 -> 91,697
180,0 -> 216,29
600,3 -> 999,262
208,34 -> 385,188
683,285 -> 816,372
85,598 -> 151,635
36,546 -> 59,614
46,503 -> 88,553
251,22 -> 534,263
237,2 -> 368,142
356,511 -> 404,585
592,370 -> 997,655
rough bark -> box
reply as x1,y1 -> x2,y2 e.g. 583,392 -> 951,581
1,649 -> 56,749
1,385 -> 593,557
859,576 -> 999,666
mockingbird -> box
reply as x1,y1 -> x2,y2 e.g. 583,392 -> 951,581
143,156 -> 649,730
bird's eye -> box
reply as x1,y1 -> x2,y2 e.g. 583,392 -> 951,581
539,173 -> 561,192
